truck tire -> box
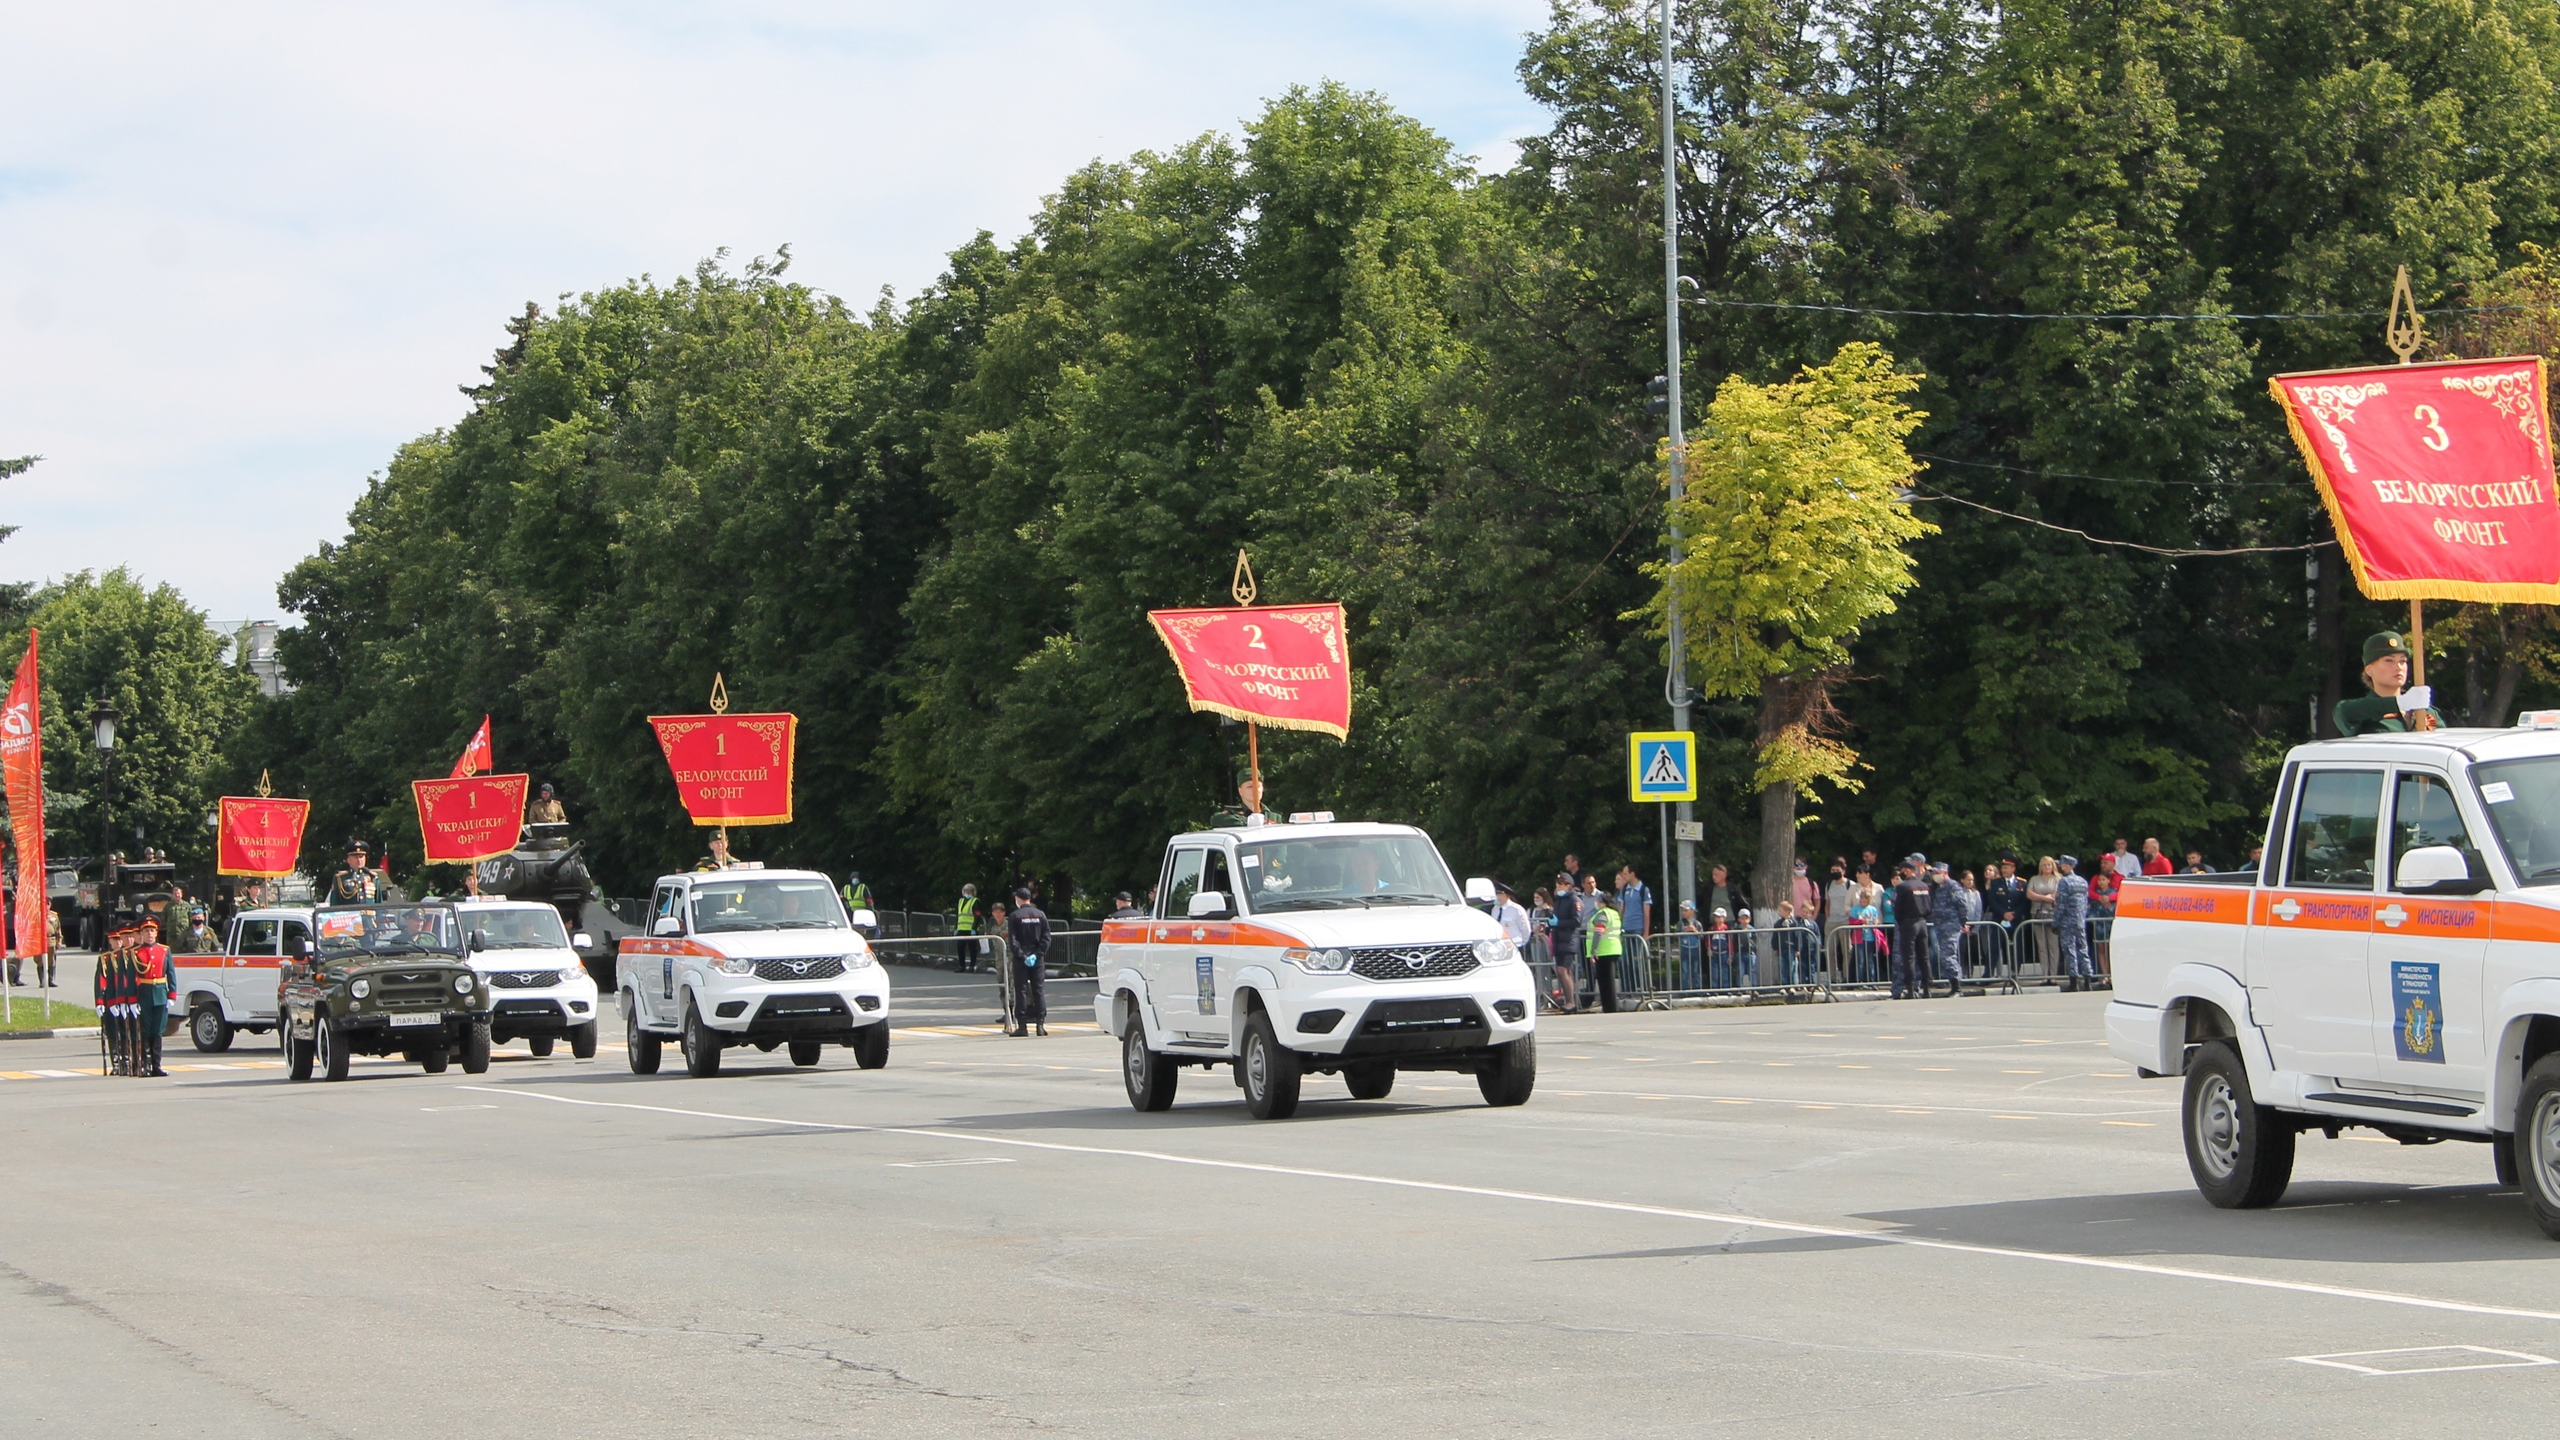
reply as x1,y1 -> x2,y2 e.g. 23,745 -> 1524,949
568,1021 -> 599,1060
286,1022 -> 315,1082
852,1021 -> 890,1070
1123,1019 -> 1178,1112
2514,1056 -> 2560,1238
418,1047 -> 449,1074
625,1000 -> 662,1075
190,1004 -> 235,1053
789,1039 -> 823,1067
2182,1039 -> 2293,1208
1345,1062 -> 1396,1101
459,1020 -> 492,1075
318,1015 -> 350,1083
1478,1034 -> 1536,1107
1241,1010 -> 1301,1120
682,999 -> 722,1078
527,1035 -> 555,1058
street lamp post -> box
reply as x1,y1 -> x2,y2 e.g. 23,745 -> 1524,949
90,698 -> 117,948
1660,0 -> 1696,917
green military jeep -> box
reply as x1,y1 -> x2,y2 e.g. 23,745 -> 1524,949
282,903 -> 492,1081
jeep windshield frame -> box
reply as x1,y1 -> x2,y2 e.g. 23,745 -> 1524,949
1234,833 -> 1462,914
2472,755 -> 2560,886
313,905 -> 465,960
687,876 -> 853,935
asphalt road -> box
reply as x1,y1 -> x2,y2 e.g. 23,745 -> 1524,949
7,969 -> 2559,1437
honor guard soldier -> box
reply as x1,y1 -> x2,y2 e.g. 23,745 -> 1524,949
134,919 -> 172,1076
695,830 -> 735,872
325,841 -> 385,905
2334,631 -> 2443,736
95,927 -> 140,1076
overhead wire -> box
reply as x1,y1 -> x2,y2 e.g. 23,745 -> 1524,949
1907,490 -> 2318,556
1683,296 -> 2538,322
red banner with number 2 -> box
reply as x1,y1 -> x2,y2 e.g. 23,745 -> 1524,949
411,774 -> 529,864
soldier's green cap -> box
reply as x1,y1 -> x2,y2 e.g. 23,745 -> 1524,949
2363,631 -> 2411,666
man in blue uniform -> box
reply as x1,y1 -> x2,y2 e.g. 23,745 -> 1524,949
1928,861 -> 1968,998
2055,854 -> 2094,991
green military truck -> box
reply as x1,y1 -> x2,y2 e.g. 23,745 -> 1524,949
282,902 -> 492,1082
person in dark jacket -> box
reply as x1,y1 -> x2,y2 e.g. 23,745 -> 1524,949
1005,887 -> 1050,1037
1890,855 -> 1934,1001
1546,871 -> 1584,1013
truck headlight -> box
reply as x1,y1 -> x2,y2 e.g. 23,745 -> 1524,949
1473,937 -> 1519,967
843,950 -> 876,969
1285,947 -> 1351,973
712,956 -> 757,976
452,973 -> 475,995
349,978 -> 370,999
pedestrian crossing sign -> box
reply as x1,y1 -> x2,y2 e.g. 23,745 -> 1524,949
1628,731 -> 1696,802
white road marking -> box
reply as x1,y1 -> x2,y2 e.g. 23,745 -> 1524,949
465,1085 -> 2560,1326
1545,1086 -> 2171,1119
2294,1346 -> 2555,1376
887,1157 -> 1015,1168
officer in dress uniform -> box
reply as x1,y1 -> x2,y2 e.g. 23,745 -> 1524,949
695,830 -> 735,872
1928,861 -> 1969,998
95,926 -> 138,1075
324,842 -> 385,905
133,919 -> 172,1076
2334,631 -> 2444,736
2054,855 -> 2094,990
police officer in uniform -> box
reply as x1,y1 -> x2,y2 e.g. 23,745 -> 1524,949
2334,631 -> 2443,736
953,883 -> 980,972
2054,854 -> 2094,990
1585,895 -> 1623,1012
1005,887 -> 1049,1037
1890,855 -> 1933,1000
324,842 -> 385,905
695,830 -> 735,872
1928,860 -> 1968,998
842,869 -> 876,939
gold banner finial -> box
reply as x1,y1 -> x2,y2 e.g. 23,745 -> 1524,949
2388,264 -> 2424,364
1231,549 -> 1258,607
253,769 -> 274,798
709,673 -> 729,715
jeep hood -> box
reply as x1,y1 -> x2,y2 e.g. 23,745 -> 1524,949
1242,904 -> 1501,949
684,928 -> 868,960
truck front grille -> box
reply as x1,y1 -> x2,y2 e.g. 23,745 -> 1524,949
753,957 -> 847,982
1348,944 -> 1479,982
377,972 -> 453,1009
490,970 -> 560,989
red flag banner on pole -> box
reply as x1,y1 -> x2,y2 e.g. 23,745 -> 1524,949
646,714 -> 797,827
2270,356 -> 2560,601
410,774 -> 529,864
450,715 -> 493,778
217,796 -> 312,878
2,633 -> 45,959
1146,604 -> 1352,739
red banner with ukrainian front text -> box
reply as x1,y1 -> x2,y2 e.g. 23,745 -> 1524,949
411,774 -> 529,864
647,714 -> 797,826
1146,604 -> 1352,738
2,633 -> 44,958
217,796 -> 311,878
2270,356 -> 2560,601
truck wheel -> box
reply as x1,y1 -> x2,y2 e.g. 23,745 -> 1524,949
568,1021 -> 598,1060
682,999 -> 722,1078
625,1001 -> 661,1075
190,1005 -> 235,1053
2514,1056 -> 2560,1238
2182,1039 -> 2293,1208
1478,1035 -> 1536,1107
318,1016 -> 350,1083
1241,1011 -> 1301,1120
1345,1063 -> 1395,1101
459,1020 -> 492,1075
419,1047 -> 449,1074
789,1039 -> 823,1067
852,1021 -> 890,1070
1123,1020 -> 1177,1112
527,1035 -> 555,1058
286,1022 -> 315,1082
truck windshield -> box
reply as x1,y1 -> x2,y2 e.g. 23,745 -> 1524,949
464,908 -> 569,950
1236,835 -> 1461,912
689,878 -> 850,934
2473,756 -> 2560,885
314,906 -> 461,958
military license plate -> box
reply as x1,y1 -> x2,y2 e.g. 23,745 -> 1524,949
388,1013 -> 442,1027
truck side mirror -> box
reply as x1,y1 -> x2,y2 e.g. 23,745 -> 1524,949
467,930 -> 486,952
850,909 -> 878,929
1464,877 -> 1497,905
571,932 -> 593,951
286,936 -> 310,960
652,917 -> 683,937
1188,891 -> 1233,920
2398,844 -> 2491,894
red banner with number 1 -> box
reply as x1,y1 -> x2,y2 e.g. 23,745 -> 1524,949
411,774 -> 529,863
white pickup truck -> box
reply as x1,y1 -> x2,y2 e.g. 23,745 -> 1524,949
1096,817 -> 1536,1119
2108,721 -> 2560,1237
175,906 -> 314,1052
617,867 -> 891,1077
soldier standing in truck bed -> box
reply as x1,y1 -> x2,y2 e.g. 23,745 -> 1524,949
2334,631 -> 2444,736
324,841 -> 385,905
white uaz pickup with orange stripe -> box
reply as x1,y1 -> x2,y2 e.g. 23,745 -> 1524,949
617,868 -> 891,1079
1097,818 -> 1536,1119
2109,722 -> 2560,1235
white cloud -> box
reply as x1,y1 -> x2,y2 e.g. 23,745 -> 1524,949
0,0 -> 1552,623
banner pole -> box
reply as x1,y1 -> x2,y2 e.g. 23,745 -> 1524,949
2389,266 -> 2426,689
2411,601 -> 2426,688
1247,722 -> 1262,815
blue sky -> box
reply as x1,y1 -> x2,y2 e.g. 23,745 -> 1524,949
0,0 -> 1556,625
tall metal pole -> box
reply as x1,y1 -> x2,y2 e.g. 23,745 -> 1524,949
1661,0 -> 1696,916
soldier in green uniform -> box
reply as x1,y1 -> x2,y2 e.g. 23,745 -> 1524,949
695,829 -> 735,872
324,841 -> 385,905
2334,631 -> 2444,737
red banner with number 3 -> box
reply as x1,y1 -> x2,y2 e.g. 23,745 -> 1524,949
2271,356 -> 2560,601
411,774 -> 529,864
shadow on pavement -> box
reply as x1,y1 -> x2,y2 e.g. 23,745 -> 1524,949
1852,1180 -> 2554,1265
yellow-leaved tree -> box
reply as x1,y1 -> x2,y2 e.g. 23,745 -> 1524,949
1643,341 -> 1934,919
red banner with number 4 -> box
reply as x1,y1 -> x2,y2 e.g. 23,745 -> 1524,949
411,774 -> 529,864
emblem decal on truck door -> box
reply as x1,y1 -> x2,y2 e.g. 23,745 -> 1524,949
1196,955 -> 1216,1016
2393,961 -> 2444,1062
